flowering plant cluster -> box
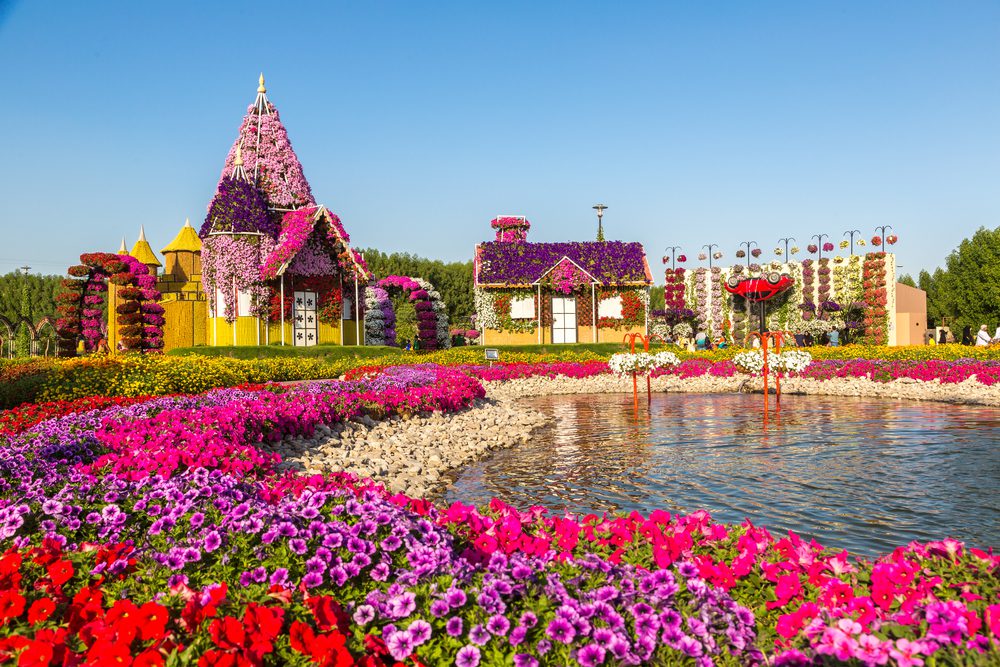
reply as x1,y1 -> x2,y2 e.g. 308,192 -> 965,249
491,216 -> 531,243
201,176 -> 277,237
371,276 -> 451,350
259,207 -> 356,282
201,235 -> 276,322
733,350 -> 813,375
1,358 -> 1000,665
55,253 -> 163,355
219,101 -> 314,210
862,253 -> 889,345
662,267 -> 686,312
477,241 -> 648,286
547,260 -> 592,295
608,351 -> 681,375
596,290 -> 646,330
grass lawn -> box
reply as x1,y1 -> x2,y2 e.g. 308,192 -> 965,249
166,344 -> 405,360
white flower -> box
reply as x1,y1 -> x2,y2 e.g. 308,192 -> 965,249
772,350 -> 812,374
733,350 -> 765,375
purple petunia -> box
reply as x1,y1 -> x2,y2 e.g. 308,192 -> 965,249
576,643 -> 607,667
446,617 -> 464,637
469,623 -> 490,646
546,618 -> 576,644
455,645 -> 480,667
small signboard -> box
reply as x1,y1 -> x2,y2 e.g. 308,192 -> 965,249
485,348 -> 500,361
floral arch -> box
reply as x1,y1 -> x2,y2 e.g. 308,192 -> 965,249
364,276 -> 450,349
55,252 -> 164,356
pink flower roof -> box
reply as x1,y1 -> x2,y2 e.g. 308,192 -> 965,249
218,94 -> 314,210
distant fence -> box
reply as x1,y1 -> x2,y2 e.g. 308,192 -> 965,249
0,315 -> 59,358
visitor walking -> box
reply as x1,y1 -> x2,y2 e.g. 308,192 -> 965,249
975,325 -> 991,347
827,329 -> 840,346
939,329 -> 948,345
961,326 -> 972,345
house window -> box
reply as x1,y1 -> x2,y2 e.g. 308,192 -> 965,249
598,295 -> 623,319
214,288 -> 227,318
342,297 -> 353,320
237,291 -> 252,317
510,296 -> 535,319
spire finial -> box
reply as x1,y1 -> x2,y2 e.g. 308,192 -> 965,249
258,73 -> 266,94
184,217 -> 191,229
138,225 -> 147,243
118,237 -> 127,253
234,143 -> 243,166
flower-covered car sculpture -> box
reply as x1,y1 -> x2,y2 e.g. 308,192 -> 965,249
723,272 -> 794,302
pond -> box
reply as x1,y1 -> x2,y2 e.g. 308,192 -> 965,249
441,393 -> 1000,558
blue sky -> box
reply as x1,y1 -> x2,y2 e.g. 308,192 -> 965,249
0,1 -> 997,279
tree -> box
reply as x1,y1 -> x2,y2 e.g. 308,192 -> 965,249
927,227 -> 1000,333
359,249 -> 474,326
898,274 -> 916,288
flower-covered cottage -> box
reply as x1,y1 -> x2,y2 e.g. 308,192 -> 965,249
474,217 -> 653,344
99,76 -> 369,352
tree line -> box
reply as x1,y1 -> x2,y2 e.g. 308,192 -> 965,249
899,226 -> 1000,334
358,249 -> 475,328
0,272 -> 64,326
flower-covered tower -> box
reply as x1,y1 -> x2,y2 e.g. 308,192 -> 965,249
200,75 -> 367,347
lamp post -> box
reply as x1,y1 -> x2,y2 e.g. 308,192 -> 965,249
811,233 -> 829,261
738,241 -> 758,268
778,237 -> 795,260
17,265 -> 31,357
593,204 -> 608,241
702,244 -> 719,270
874,225 -> 893,249
843,230 -> 861,256
663,246 -> 681,271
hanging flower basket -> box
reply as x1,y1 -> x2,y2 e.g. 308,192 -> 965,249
807,244 -> 819,254
822,242 -> 834,252
871,236 -> 883,246
886,234 -> 898,245
750,248 -> 762,258
735,250 -> 746,258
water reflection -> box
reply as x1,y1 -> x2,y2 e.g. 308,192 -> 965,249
440,394 -> 1000,558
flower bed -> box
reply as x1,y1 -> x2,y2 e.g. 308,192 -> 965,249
0,364 -> 997,665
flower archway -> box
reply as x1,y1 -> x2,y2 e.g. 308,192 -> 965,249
364,276 -> 450,349
55,253 -> 163,356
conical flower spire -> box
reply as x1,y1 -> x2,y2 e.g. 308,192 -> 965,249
216,75 -> 314,211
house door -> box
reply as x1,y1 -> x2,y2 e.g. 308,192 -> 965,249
552,296 -> 577,344
293,291 -> 318,347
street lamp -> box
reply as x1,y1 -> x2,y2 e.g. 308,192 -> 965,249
811,233 -> 829,261
874,225 -> 893,249
738,241 -> 758,268
663,246 -> 681,271
593,204 -> 608,241
843,230 -> 861,256
17,265 -> 31,357
778,237 -> 795,260
702,244 -> 719,270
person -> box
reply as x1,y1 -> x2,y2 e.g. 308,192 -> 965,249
413,337 -> 420,351
961,326 -> 972,345
827,329 -> 840,346
716,337 -> 728,349
939,329 -> 948,345
694,329 -> 707,350
927,332 -> 936,346
404,339 -> 412,351
975,324 -> 991,347
993,325 -> 1000,343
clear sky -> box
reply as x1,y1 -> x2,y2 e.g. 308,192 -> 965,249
0,1 -> 997,280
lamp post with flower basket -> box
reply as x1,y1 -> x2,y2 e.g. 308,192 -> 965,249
702,244 -> 719,270
843,230 -> 861,256
662,246 -> 682,271
811,234 -> 830,261
777,237 -> 795,260
874,225 -> 893,249
737,241 -> 758,269
593,204 -> 608,241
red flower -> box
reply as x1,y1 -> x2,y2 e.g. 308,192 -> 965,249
45,560 -> 73,587
135,602 -> 169,642
16,639 -> 53,667
27,599 -> 55,625
305,596 -> 348,634
243,602 -> 284,645
209,616 -> 245,651
134,649 -> 167,667
197,649 -> 242,667
0,589 -> 26,623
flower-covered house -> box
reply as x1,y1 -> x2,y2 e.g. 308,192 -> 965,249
107,76 -> 368,351
474,216 -> 653,345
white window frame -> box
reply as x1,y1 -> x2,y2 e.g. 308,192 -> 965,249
342,297 -> 353,320
598,295 -> 623,319
510,295 -> 535,319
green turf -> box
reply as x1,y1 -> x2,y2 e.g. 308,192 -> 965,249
165,344 -> 405,360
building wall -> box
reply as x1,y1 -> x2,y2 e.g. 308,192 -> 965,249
481,324 -> 647,346
207,316 -> 357,347
894,282 -> 928,346
162,298 -> 207,351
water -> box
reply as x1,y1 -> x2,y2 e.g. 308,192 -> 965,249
441,393 -> 1000,558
